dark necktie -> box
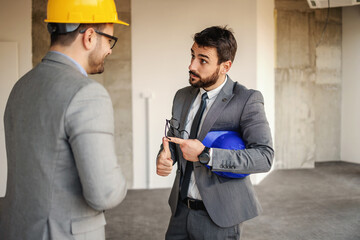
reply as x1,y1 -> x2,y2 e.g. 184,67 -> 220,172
180,92 -> 208,200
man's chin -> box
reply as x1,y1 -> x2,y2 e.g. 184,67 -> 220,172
189,78 -> 201,88
89,66 -> 105,75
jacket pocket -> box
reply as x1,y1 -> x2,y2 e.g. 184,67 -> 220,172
71,212 -> 106,235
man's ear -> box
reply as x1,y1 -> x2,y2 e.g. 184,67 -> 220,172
221,60 -> 232,74
82,28 -> 97,50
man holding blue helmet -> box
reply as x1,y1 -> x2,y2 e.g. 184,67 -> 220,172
156,26 -> 274,239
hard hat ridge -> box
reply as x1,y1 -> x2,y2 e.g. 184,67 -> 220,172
44,0 -> 129,27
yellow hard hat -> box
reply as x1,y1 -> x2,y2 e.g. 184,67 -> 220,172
44,0 -> 128,26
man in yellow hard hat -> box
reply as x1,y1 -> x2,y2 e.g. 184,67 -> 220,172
0,1 -> 128,239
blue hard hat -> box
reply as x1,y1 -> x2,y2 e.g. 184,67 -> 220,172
202,131 -> 249,178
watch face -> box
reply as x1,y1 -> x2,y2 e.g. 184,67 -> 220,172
199,152 -> 210,164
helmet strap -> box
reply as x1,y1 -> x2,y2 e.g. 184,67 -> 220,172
47,23 -> 81,34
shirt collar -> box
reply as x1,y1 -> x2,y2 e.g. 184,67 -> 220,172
49,51 -> 88,76
199,75 -> 228,100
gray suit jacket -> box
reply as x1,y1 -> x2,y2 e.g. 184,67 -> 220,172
166,77 -> 274,228
0,52 -> 127,240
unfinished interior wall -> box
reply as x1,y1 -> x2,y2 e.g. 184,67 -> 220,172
342,6 -> 360,164
275,0 -> 341,169
32,0 -> 133,186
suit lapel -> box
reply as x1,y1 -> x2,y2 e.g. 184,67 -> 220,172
179,87 -> 199,172
197,77 -> 236,141
180,87 -> 199,133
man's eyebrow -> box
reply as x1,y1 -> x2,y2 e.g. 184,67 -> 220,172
191,48 -> 210,59
199,54 -> 209,59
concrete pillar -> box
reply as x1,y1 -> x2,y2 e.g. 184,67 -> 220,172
275,0 -> 341,169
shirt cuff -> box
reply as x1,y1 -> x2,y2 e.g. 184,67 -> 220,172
207,148 -> 213,166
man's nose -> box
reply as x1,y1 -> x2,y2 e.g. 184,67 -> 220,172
188,60 -> 197,71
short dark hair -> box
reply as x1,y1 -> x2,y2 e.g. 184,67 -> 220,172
50,23 -> 106,47
193,26 -> 237,64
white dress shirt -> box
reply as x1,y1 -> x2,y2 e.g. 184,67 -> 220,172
184,76 -> 228,200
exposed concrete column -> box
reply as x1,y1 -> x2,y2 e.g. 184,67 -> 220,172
275,0 -> 341,169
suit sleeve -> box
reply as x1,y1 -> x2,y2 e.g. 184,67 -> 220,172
211,90 -> 274,174
65,82 -> 127,211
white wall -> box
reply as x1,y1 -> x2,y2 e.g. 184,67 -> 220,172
0,0 -> 32,197
254,0 -> 275,184
341,6 -> 360,164
132,0 -> 275,188
0,0 -> 32,77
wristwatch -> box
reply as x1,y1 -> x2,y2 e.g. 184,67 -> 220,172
198,147 -> 211,165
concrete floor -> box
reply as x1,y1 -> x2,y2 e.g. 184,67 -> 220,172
105,161 -> 360,240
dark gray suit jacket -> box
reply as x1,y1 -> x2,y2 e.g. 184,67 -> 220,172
0,52 -> 127,240
166,77 -> 274,228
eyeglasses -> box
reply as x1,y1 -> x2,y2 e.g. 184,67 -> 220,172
79,29 -> 118,49
165,118 -> 189,139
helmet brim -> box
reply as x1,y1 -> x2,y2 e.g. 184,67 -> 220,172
44,19 -> 129,26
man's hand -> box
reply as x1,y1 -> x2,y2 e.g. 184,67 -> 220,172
156,137 -> 173,176
168,137 -> 205,162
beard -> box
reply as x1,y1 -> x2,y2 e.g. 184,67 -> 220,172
88,52 -> 106,74
88,40 -> 108,74
188,66 -> 220,89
